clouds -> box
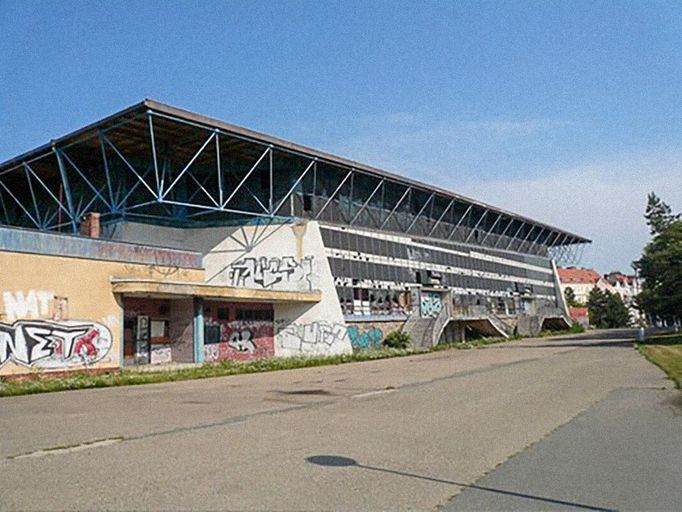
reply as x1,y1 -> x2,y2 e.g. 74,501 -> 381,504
456,151 -> 682,273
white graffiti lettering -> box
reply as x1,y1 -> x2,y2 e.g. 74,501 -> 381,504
276,320 -> 350,354
229,256 -> 314,291
2,290 -> 54,322
227,330 -> 257,353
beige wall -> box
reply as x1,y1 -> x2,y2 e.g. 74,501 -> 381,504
0,250 -> 203,376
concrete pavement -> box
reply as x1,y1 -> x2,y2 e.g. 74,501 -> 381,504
444,387 -> 682,511
0,329 -> 675,511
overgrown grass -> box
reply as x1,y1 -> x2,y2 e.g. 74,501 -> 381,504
537,323 -> 585,338
432,334 -> 520,351
0,347 -> 426,398
636,333 -> 682,389
0,326 -> 586,398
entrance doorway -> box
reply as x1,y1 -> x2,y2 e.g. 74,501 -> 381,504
123,297 -> 194,365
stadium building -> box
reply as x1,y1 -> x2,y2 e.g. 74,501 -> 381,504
0,100 -> 589,376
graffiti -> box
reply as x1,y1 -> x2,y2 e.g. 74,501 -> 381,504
204,320 -> 274,362
229,256 -> 314,291
135,315 -> 150,363
2,290 -> 54,322
420,292 -> 443,318
227,329 -> 257,353
0,320 -> 112,369
276,320 -> 351,354
151,346 -> 172,365
347,325 -> 384,351
203,343 -> 222,363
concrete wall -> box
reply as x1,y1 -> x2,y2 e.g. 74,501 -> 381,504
0,249 -> 203,376
345,320 -> 405,352
109,220 -> 353,357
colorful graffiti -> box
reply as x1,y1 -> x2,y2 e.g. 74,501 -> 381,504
0,320 -> 113,369
276,320 -> 351,354
229,256 -> 314,291
347,325 -> 384,351
203,320 -> 274,362
420,292 -> 443,318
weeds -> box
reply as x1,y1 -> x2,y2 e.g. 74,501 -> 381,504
0,327 -> 584,398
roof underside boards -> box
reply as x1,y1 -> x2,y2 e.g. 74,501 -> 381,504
0,99 -> 589,260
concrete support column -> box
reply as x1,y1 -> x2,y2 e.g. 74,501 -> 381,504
193,297 -> 205,363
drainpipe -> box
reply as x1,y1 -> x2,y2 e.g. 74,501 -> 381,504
193,297 -> 205,363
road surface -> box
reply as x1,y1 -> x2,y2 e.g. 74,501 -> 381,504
0,329 -> 677,511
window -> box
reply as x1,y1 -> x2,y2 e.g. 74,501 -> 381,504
235,308 -> 274,321
205,325 -> 221,344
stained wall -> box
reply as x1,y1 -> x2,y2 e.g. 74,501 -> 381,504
0,246 -> 203,376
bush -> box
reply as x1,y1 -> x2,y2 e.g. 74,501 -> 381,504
383,330 -> 411,349
570,323 -> 586,333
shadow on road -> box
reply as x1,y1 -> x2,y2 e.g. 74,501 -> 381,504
305,455 -> 616,512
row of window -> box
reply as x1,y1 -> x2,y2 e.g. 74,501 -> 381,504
321,228 -> 553,282
327,257 -> 556,296
335,286 -> 531,317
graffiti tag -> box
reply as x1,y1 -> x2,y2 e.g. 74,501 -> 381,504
347,325 -> 384,351
203,320 -> 274,362
227,330 -> 257,353
276,320 -> 350,354
0,320 -> 113,369
229,256 -> 314,291
2,290 -> 54,322
420,292 -> 443,318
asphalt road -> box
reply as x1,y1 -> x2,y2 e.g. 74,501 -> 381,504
444,387 -> 682,511
0,329 -> 676,511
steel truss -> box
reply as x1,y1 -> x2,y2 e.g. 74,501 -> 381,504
0,107 -> 587,264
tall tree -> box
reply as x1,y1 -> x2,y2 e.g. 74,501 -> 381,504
634,219 -> 682,324
644,192 -> 680,236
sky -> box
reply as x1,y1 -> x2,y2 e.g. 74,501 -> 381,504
1,0 -> 681,273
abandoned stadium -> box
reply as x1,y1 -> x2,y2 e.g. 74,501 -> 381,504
0,100 -> 589,376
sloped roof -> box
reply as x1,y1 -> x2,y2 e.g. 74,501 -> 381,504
558,267 -> 602,284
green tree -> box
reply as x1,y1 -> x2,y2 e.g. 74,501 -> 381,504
563,286 -> 583,307
604,292 -> 631,328
633,219 -> 682,324
587,286 -> 608,327
644,192 -> 680,236
587,287 -> 630,328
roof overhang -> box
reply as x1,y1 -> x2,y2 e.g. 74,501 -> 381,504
111,278 -> 321,303
0,98 -> 590,245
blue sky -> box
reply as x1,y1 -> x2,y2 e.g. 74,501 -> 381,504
1,0 -> 681,272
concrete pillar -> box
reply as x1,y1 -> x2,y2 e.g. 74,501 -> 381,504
193,297 -> 205,363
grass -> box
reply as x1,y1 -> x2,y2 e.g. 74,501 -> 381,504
0,347 -> 424,398
0,327 -> 581,398
636,333 -> 682,389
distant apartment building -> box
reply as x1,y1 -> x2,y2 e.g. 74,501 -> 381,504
558,267 -> 642,325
